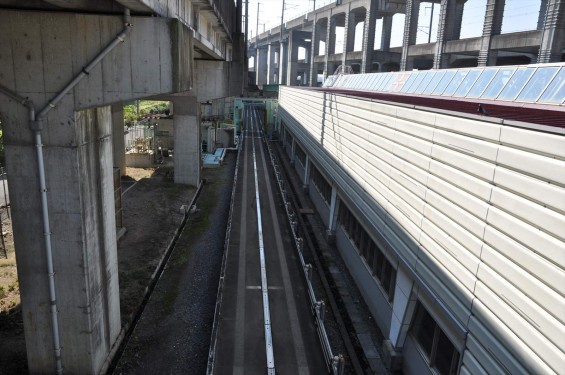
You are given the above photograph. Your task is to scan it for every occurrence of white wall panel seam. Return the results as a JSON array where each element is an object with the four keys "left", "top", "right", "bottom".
[
  {"left": 476, "top": 264, "right": 565, "bottom": 349},
  {"left": 474, "top": 282, "right": 564, "bottom": 373},
  {"left": 482, "top": 226, "right": 564, "bottom": 297},
  {"left": 469, "top": 303, "right": 556, "bottom": 375},
  {"left": 479, "top": 243, "right": 565, "bottom": 322}
]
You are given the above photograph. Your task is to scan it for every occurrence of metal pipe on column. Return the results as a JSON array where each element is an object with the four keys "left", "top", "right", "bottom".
[{"left": 0, "top": 8, "right": 132, "bottom": 374}]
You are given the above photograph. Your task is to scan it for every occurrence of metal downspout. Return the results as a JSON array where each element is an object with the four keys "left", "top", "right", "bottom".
[{"left": 0, "top": 8, "right": 132, "bottom": 374}]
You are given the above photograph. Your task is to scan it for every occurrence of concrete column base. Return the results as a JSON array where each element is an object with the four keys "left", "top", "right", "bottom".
[{"left": 382, "top": 339, "right": 403, "bottom": 371}]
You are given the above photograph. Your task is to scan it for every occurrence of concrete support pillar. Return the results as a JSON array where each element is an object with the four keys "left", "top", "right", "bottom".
[
  {"left": 537, "top": 0, "right": 565, "bottom": 63},
  {"left": 4, "top": 104, "right": 121, "bottom": 373},
  {"left": 302, "top": 154, "right": 310, "bottom": 188},
  {"left": 453, "top": 1, "right": 465, "bottom": 40},
  {"left": 433, "top": 0, "right": 459, "bottom": 69},
  {"left": 267, "top": 43, "right": 277, "bottom": 84},
  {"left": 383, "top": 267, "right": 418, "bottom": 370},
  {"left": 310, "top": 17, "right": 322, "bottom": 86},
  {"left": 381, "top": 14, "right": 393, "bottom": 51},
  {"left": 288, "top": 31, "right": 310, "bottom": 86},
  {"left": 343, "top": 6, "right": 356, "bottom": 67},
  {"left": 400, "top": 0, "right": 420, "bottom": 71},
  {"left": 290, "top": 137, "right": 296, "bottom": 164},
  {"left": 361, "top": 1, "right": 378, "bottom": 73},
  {"left": 279, "top": 41, "right": 288, "bottom": 85},
  {"left": 538, "top": 0, "right": 549, "bottom": 30},
  {"left": 478, "top": 0, "right": 505, "bottom": 67},
  {"left": 0, "top": 9, "right": 192, "bottom": 372},
  {"left": 388, "top": 267, "right": 417, "bottom": 348},
  {"left": 326, "top": 186, "right": 340, "bottom": 242},
  {"left": 172, "top": 96, "right": 200, "bottom": 186},
  {"left": 256, "top": 47, "right": 268, "bottom": 85},
  {"left": 287, "top": 33, "right": 300, "bottom": 86},
  {"left": 324, "top": 14, "right": 337, "bottom": 79},
  {"left": 111, "top": 104, "right": 126, "bottom": 177}
]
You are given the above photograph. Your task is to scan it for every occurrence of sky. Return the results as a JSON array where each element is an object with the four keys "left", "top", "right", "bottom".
[{"left": 245, "top": 0, "right": 543, "bottom": 51}]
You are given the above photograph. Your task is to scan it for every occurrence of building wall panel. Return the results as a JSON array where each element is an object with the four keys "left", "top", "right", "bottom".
[
  {"left": 482, "top": 226, "right": 564, "bottom": 296},
  {"left": 496, "top": 146, "right": 565, "bottom": 186},
  {"left": 279, "top": 87, "right": 565, "bottom": 375},
  {"left": 493, "top": 166, "right": 565, "bottom": 214},
  {"left": 479, "top": 244, "right": 565, "bottom": 324}
]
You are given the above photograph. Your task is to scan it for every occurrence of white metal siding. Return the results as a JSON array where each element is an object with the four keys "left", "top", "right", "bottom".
[{"left": 279, "top": 87, "right": 565, "bottom": 375}]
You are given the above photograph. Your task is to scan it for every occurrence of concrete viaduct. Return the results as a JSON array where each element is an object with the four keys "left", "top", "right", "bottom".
[
  {"left": 0, "top": 0, "right": 243, "bottom": 373},
  {"left": 250, "top": 0, "right": 565, "bottom": 86}
]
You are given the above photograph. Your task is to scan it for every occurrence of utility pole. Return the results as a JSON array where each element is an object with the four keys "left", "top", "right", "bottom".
[
  {"left": 280, "top": 0, "right": 285, "bottom": 85},
  {"left": 245, "top": 0, "right": 249, "bottom": 46},
  {"left": 313, "top": 0, "right": 316, "bottom": 12},
  {"left": 256, "top": 2, "right": 260, "bottom": 44},
  {"left": 280, "top": 0, "right": 285, "bottom": 35},
  {"left": 245, "top": 0, "right": 249, "bottom": 92}
]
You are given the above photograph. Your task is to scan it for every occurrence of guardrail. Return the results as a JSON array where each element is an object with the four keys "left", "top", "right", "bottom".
[{"left": 263, "top": 139, "right": 345, "bottom": 375}]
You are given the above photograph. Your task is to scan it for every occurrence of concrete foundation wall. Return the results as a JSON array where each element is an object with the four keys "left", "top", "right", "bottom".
[{"left": 126, "top": 152, "right": 154, "bottom": 168}]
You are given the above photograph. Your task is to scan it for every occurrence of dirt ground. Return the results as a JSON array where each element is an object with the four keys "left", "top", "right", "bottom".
[{"left": 0, "top": 164, "right": 196, "bottom": 374}]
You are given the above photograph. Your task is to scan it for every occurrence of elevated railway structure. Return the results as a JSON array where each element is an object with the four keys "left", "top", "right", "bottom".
[
  {"left": 278, "top": 63, "right": 565, "bottom": 374},
  {"left": 249, "top": 0, "right": 564, "bottom": 87}
]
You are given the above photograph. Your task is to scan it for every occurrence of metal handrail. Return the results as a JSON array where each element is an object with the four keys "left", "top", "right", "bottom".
[{"left": 264, "top": 139, "right": 345, "bottom": 375}]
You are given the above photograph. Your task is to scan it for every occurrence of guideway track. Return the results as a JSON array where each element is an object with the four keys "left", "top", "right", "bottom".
[{"left": 209, "top": 103, "right": 328, "bottom": 374}]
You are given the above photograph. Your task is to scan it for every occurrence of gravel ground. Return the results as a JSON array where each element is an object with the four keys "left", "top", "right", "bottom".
[{"left": 114, "top": 153, "right": 236, "bottom": 374}]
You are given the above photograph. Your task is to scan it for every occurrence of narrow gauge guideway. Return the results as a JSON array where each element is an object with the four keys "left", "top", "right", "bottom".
[{"left": 210, "top": 104, "right": 327, "bottom": 374}]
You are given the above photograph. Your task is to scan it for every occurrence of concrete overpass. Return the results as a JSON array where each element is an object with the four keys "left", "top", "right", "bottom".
[
  {"left": 0, "top": 0, "right": 244, "bottom": 373},
  {"left": 249, "top": 0, "right": 565, "bottom": 86}
]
